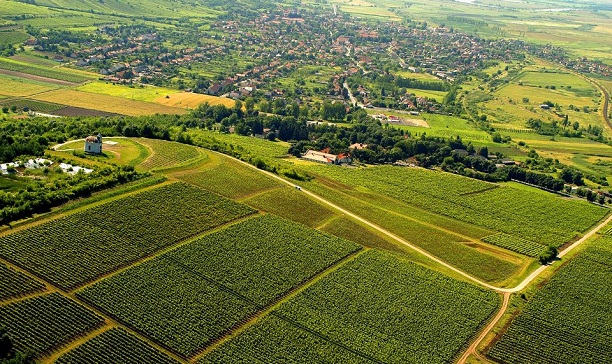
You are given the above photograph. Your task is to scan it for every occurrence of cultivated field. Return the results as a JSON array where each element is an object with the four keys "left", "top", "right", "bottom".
[
  {"left": 489, "top": 236, "right": 612, "bottom": 363},
  {"left": 0, "top": 183, "right": 255, "bottom": 289},
  {"left": 136, "top": 138, "right": 206, "bottom": 171},
  {"left": 79, "top": 214, "right": 360, "bottom": 357},
  {"left": 203, "top": 250, "right": 500, "bottom": 363},
  {"left": 0, "top": 262, "right": 45, "bottom": 300}
]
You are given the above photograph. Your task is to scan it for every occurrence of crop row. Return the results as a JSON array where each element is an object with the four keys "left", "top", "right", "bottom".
[
  {"left": 0, "top": 58, "right": 91, "bottom": 83},
  {"left": 178, "top": 156, "right": 280, "bottom": 199},
  {"left": 57, "top": 328, "right": 180, "bottom": 364},
  {"left": 481, "top": 233, "right": 545, "bottom": 257},
  {"left": 78, "top": 214, "right": 360, "bottom": 357},
  {"left": 489, "top": 236, "right": 612, "bottom": 363},
  {"left": 204, "top": 250, "right": 500, "bottom": 364},
  {"left": 0, "top": 262, "right": 45, "bottom": 301},
  {"left": 0, "top": 293, "right": 104, "bottom": 356},
  {"left": 137, "top": 139, "right": 203, "bottom": 171},
  {"left": 306, "top": 165, "right": 607, "bottom": 246},
  {"left": 0, "top": 183, "right": 255, "bottom": 289}
]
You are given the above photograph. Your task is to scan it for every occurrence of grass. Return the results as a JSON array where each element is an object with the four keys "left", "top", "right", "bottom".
[
  {"left": 30, "top": 89, "right": 187, "bottom": 116},
  {"left": 176, "top": 154, "right": 282, "bottom": 199},
  {"left": 136, "top": 138, "right": 206, "bottom": 171},
  {"left": 244, "top": 186, "right": 339, "bottom": 228},
  {"left": 0, "top": 57, "right": 94, "bottom": 83},
  {"left": 0, "top": 74, "right": 59, "bottom": 97},
  {"left": 57, "top": 138, "right": 149, "bottom": 167}
]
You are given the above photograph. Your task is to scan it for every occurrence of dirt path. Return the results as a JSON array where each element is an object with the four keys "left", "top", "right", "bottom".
[{"left": 457, "top": 292, "right": 509, "bottom": 364}]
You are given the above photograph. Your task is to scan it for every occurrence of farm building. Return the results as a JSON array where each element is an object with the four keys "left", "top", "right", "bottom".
[
  {"left": 302, "top": 150, "right": 352, "bottom": 165},
  {"left": 84, "top": 133, "right": 103, "bottom": 154}
]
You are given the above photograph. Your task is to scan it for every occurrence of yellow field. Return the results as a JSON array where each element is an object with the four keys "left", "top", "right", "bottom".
[
  {"left": 154, "top": 92, "right": 235, "bottom": 108},
  {"left": 0, "top": 74, "right": 58, "bottom": 97},
  {"left": 78, "top": 81, "right": 235, "bottom": 109},
  {"left": 31, "top": 89, "right": 186, "bottom": 116}
]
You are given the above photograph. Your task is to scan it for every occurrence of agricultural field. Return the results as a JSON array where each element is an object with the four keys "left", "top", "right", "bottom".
[
  {"left": 305, "top": 165, "right": 608, "bottom": 247},
  {"left": 0, "top": 182, "right": 255, "bottom": 289},
  {"left": 77, "top": 82, "right": 235, "bottom": 108},
  {"left": 187, "top": 129, "right": 291, "bottom": 159},
  {"left": 79, "top": 214, "right": 360, "bottom": 357},
  {"left": 176, "top": 154, "right": 282, "bottom": 199},
  {"left": 136, "top": 138, "right": 206, "bottom": 171},
  {"left": 481, "top": 233, "right": 545, "bottom": 258},
  {"left": 0, "top": 57, "right": 94, "bottom": 83},
  {"left": 203, "top": 250, "right": 499, "bottom": 363},
  {"left": 0, "top": 74, "right": 59, "bottom": 97},
  {"left": 30, "top": 89, "right": 186, "bottom": 116},
  {"left": 56, "top": 328, "right": 181, "bottom": 364},
  {"left": 0, "top": 293, "right": 104, "bottom": 356},
  {"left": 244, "top": 187, "right": 339, "bottom": 228},
  {"left": 489, "top": 236, "right": 612, "bottom": 363},
  {"left": 0, "top": 262, "right": 45, "bottom": 301}
]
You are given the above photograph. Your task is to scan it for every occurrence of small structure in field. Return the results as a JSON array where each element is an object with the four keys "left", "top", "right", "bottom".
[
  {"left": 84, "top": 133, "right": 102, "bottom": 154},
  {"left": 302, "top": 149, "right": 352, "bottom": 165}
]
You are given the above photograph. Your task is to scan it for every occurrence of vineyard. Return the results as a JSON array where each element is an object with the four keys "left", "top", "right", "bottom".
[
  {"left": 0, "top": 262, "right": 45, "bottom": 301},
  {"left": 0, "top": 293, "right": 104, "bottom": 356},
  {"left": 306, "top": 165, "right": 607, "bottom": 246},
  {"left": 200, "top": 315, "right": 370, "bottom": 364},
  {"left": 0, "top": 98, "right": 65, "bottom": 113},
  {"left": 0, "top": 57, "right": 92, "bottom": 83},
  {"left": 56, "top": 328, "right": 180, "bottom": 364},
  {"left": 489, "top": 236, "right": 612, "bottom": 363},
  {"left": 78, "top": 214, "right": 360, "bottom": 357},
  {"left": 482, "top": 233, "right": 545, "bottom": 257},
  {"left": 136, "top": 138, "right": 206, "bottom": 171},
  {"left": 244, "top": 187, "right": 338, "bottom": 228},
  {"left": 204, "top": 250, "right": 499, "bottom": 363},
  {"left": 0, "top": 183, "right": 255, "bottom": 289},
  {"left": 177, "top": 155, "right": 281, "bottom": 199}
]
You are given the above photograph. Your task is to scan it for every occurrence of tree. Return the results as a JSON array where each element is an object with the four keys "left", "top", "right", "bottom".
[
  {"left": 0, "top": 328, "right": 12, "bottom": 360},
  {"left": 539, "top": 245, "right": 558, "bottom": 264}
]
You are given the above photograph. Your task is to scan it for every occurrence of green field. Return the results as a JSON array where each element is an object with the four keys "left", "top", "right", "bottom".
[
  {"left": 204, "top": 250, "right": 500, "bottom": 363},
  {"left": 136, "top": 138, "right": 206, "bottom": 171},
  {"left": 57, "top": 328, "right": 180, "bottom": 364},
  {"left": 79, "top": 214, "right": 360, "bottom": 357},
  {"left": 0, "top": 183, "right": 254, "bottom": 289},
  {"left": 0, "top": 293, "right": 103, "bottom": 356},
  {"left": 177, "top": 154, "right": 282, "bottom": 199},
  {"left": 0, "top": 57, "right": 94, "bottom": 83},
  {"left": 0, "top": 262, "right": 45, "bottom": 301},
  {"left": 489, "top": 236, "right": 612, "bottom": 363}
]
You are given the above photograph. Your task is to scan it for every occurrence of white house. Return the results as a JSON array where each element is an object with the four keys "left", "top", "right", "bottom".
[{"left": 84, "top": 133, "right": 102, "bottom": 154}]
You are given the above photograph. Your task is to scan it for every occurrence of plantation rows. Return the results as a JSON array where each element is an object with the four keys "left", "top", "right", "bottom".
[
  {"left": 0, "top": 293, "right": 103, "bottom": 356},
  {"left": 489, "top": 237, "right": 612, "bottom": 363},
  {"left": 0, "top": 262, "right": 44, "bottom": 301},
  {"left": 0, "top": 58, "right": 91, "bottom": 83},
  {"left": 205, "top": 250, "right": 500, "bottom": 364},
  {"left": 179, "top": 157, "right": 280, "bottom": 199},
  {"left": 200, "top": 315, "right": 372, "bottom": 364},
  {"left": 308, "top": 165, "right": 607, "bottom": 246},
  {"left": 137, "top": 139, "right": 203, "bottom": 171},
  {"left": 481, "top": 233, "right": 545, "bottom": 257},
  {"left": 0, "top": 98, "right": 65, "bottom": 113},
  {"left": 57, "top": 328, "right": 180, "bottom": 364},
  {"left": 79, "top": 215, "right": 360, "bottom": 357},
  {"left": 0, "top": 183, "right": 254, "bottom": 289}
]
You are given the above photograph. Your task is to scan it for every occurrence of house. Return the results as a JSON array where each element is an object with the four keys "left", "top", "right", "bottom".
[
  {"left": 349, "top": 143, "right": 368, "bottom": 150},
  {"left": 84, "top": 133, "right": 102, "bottom": 154},
  {"left": 302, "top": 150, "right": 352, "bottom": 165}
]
